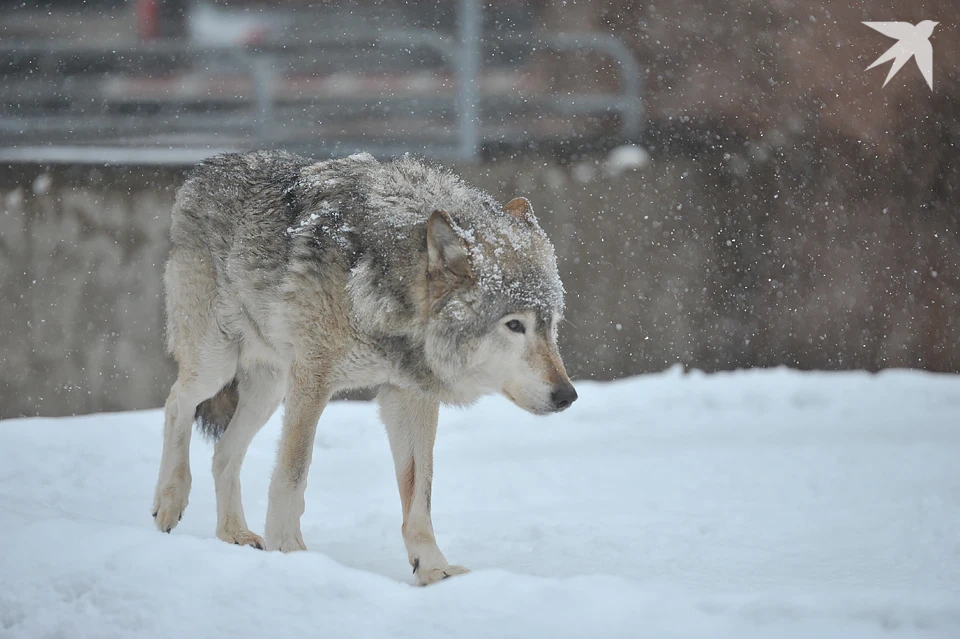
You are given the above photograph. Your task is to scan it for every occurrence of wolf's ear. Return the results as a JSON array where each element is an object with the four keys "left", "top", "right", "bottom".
[
  {"left": 427, "top": 209, "right": 471, "bottom": 280},
  {"left": 504, "top": 197, "right": 537, "bottom": 225}
]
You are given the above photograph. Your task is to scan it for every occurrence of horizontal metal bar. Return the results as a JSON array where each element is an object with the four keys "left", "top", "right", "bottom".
[
  {"left": 0, "top": 144, "right": 466, "bottom": 166},
  {"left": 0, "top": 146, "right": 245, "bottom": 165},
  {"left": 0, "top": 30, "right": 459, "bottom": 64}
]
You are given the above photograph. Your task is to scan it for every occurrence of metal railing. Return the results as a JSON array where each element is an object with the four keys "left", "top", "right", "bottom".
[{"left": 0, "top": 24, "right": 642, "bottom": 164}]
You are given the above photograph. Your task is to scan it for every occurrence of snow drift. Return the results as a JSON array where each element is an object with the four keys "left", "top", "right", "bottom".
[{"left": 2, "top": 368, "right": 959, "bottom": 638}]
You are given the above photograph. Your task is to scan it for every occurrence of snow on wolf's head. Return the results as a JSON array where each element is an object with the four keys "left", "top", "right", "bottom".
[{"left": 423, "top": 198, "right": 577, "bottom": 415}]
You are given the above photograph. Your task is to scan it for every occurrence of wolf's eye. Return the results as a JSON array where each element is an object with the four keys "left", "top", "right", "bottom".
[{"left": 505, "top": 319, "right": 525, "bottom": 334}]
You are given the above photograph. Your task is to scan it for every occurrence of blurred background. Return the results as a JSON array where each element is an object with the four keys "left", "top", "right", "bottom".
[{"left": 0, "top": 0, "right": 957, "bottom": 418}]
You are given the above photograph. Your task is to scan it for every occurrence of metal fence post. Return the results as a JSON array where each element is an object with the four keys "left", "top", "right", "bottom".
[
  {"left": 456, "top": 0, "right": 481, "bottom": 162},
  {"left": 251, "top": 54, "right": 275, "bottom": 146}
]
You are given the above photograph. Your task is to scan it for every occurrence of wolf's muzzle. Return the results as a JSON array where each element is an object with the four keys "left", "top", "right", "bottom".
[{"left": 550, "top": 384, "right": 578, "bottom": 411}]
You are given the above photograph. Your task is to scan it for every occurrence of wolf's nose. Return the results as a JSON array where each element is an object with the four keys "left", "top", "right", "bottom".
[{"left": 550, "top": 385, "right": 578, "bottom": 411}]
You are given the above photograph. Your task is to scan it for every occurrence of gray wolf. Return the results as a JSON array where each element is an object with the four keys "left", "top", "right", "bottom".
[{"left": 152, "top": 150, "right": 577, "bottom": 585}]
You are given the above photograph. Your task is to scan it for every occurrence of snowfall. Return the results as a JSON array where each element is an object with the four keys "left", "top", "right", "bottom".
[{"left": 1, "top": 368, "right": 959, "bottom": 638}]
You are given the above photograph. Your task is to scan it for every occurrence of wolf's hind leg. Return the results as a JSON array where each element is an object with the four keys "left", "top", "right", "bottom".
[
  {"left": 264, "top": 366, "right": 330, "bottom": 552},
  {"left": 153, "top": 347, "right": 238, "bottom": 533},
  {"left": 378, "top": 385, "right": 469, "bottom": 586},
  {"left": 212, "top": 365, "right": 285, "bottom": 549}
]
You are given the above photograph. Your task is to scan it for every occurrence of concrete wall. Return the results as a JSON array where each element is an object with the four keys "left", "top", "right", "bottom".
[
  {"left": 2, "top": 150, "right": 958, "bottom": 418},
  {"left": 1, "top": 167, "right": 184, "bottom": 417}
]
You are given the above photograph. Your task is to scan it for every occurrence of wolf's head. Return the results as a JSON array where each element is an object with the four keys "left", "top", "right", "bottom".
[{"left": 423, "top": 199, "right": 577, "bottom": 415}]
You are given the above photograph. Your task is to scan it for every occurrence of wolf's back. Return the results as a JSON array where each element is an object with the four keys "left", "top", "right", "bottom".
[{"left": 169, "top": 150, "right": 313, "bottom": 256}]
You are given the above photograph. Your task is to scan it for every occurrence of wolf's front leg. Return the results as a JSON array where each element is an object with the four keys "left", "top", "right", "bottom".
[
  {"left": 264, "top": 368, "right": 330, "bottom": 552},
  {"left": 379, "top": 385, "right": 469, "bottom": 586},
  {"left": 153, "top": 383, "right": 194, "bottom": 533}
]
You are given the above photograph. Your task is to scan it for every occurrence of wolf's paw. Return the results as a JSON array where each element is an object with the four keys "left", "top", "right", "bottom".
[
  {"left": 152, "top": 473, "right": 191, "bottom": 533},
  {"left": 218, "top": 527, "right": 265, "bottom": 550},
  {"left": 265, "top": 527, "right": 307, "bottom": 553},
  {"left": 414, "top": 562, "right": 470, "bottom": 586}
]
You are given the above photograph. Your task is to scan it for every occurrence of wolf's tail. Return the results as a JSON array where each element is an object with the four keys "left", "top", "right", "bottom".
[{"left": 194, "top": 378, "right": 239, "bottom": 441}]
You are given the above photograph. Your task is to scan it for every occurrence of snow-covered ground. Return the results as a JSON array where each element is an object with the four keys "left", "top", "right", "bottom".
[{"left": 2, "top": 368, "right": 959, "bottom": 638}]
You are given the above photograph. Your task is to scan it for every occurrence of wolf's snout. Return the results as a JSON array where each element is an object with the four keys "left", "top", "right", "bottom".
[{"left": 550, "top": 384, "right": 578, "bottom": 411}]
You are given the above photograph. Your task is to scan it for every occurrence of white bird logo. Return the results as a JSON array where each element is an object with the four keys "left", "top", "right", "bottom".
[{"left": 863, "top": 20, "right": 938, "bottom": 89}]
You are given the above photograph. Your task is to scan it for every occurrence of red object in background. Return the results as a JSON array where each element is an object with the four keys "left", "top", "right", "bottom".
[
  {"left": 136, "top": 0, "right": 188, "bottom": 40},
  {"left": 242, "top": 27, "right": 269, "bottom": 47},
  {"left": 136, "top": 0, "right": 160, "bottom": 40}
]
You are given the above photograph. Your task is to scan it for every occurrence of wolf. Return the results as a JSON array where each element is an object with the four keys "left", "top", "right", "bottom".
[{"left": 152, "top": 150, "right": 577, "bottom": 585}]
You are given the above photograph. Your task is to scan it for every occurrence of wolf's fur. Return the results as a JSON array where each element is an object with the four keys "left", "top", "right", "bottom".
[{"left": 152, "top": 150, "right": 576, "bottom": 584}]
